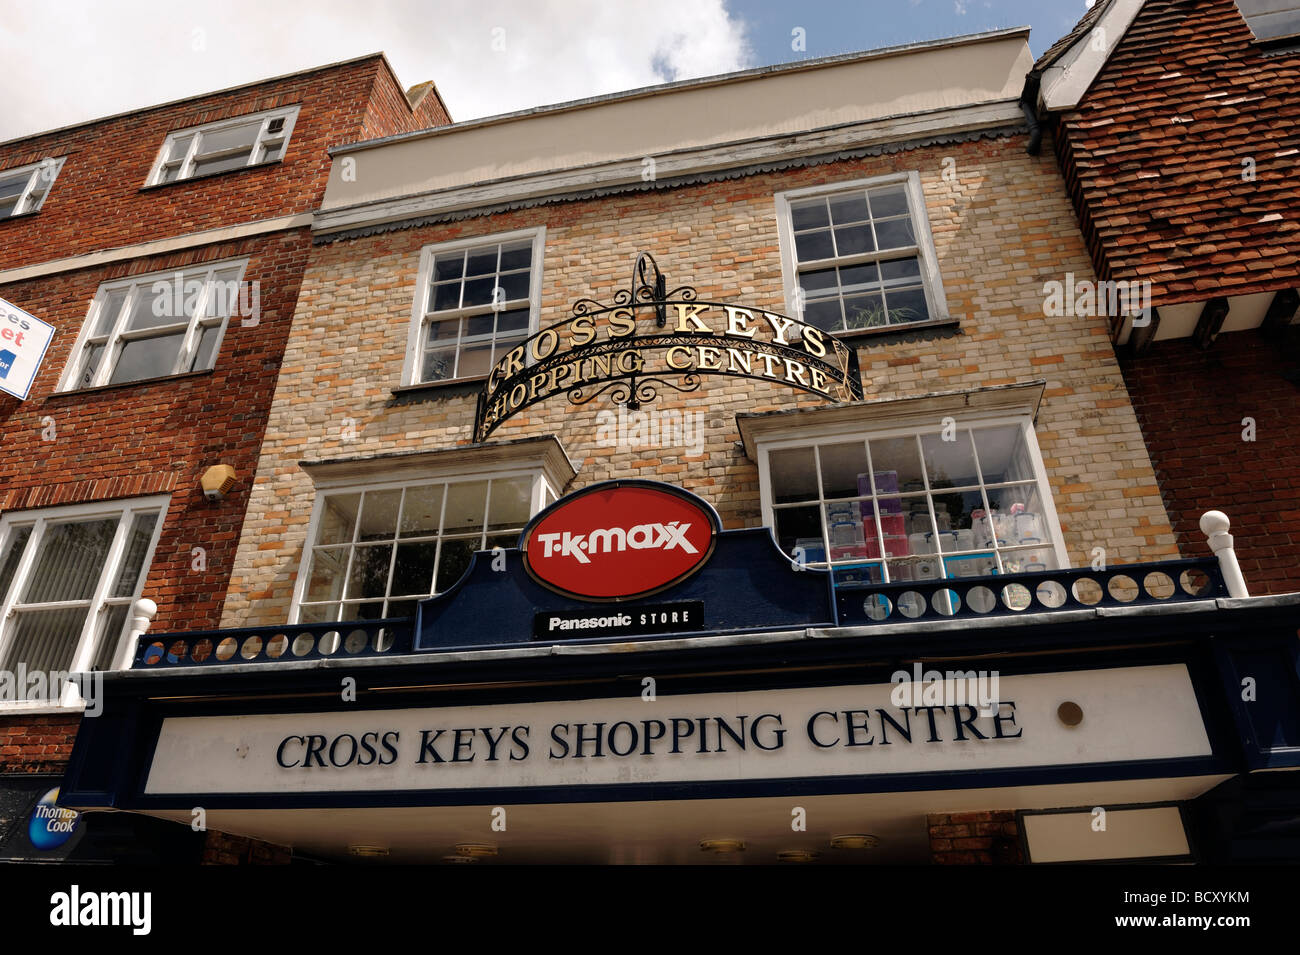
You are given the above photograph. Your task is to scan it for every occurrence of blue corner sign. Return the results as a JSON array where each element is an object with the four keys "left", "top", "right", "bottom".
[{"left": 0, "top": 296, "right": 55, "bottom": 400}]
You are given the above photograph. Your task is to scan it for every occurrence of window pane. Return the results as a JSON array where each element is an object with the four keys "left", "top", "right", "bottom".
[
  {"left": 92, "top": 288, "right": 129, "bottom": 336},
  {"left": 828, "top": 193, "right": 869, "bottom": 225},
  {"left": 985, "top": 485, "right": 1049, "bottom": 545},
  {"left": 125, "top": 285, "right": 184, "bottom": 331},
  {"left": 306, "top": 547, "right": 349, "bottom": 602},
  {"left": 430, "top": 282, "right": 461, "bottom": 312},
  {"left": 794, "top": 230, "right": 834, "bottom": 262},
  {"left": 465, "top": 246, "right": 498, "bottom": 277},
  {"left": 109, "top": 333, "right": 185, "bottom": 384},
  {"left": 499, "top": 242, "right": 532, "bottom": 271},
  {"left": 839, "top": 263, "right": 880, "bottom": 293},
  {"left": 197, "top": 121, "right": 261, "bottom": 155},
  {"left": 193, "top": 324, "right": 223, "bottom": 370},
  {"left": 422, "top": 347, "right": 457, "bottom": 382},
  {"left": 391, "top": 541, "right": 438, "bottom": 597},
  {"left": 433, "top": 253, "right": 464, "bottom": 283},
  {"left": 843, "top": 293, "right": 886, "bottom": 330},
  {"left": 435, "top": 538, "right": 477, "bottom": 592},
  {"left": 192, "top": 153, "right": 253, "bottom": 177},
  {"left": 0, "top": 526, "right": 33, "bottom": 603},
  {"left": 874, "top": 217, "right": 916, "bottom": 250},
  {"left": 834, "top": 225, "right": 875, "bottom": 256},
  {"left": 497, "top": 308, "right": 530, "bottom": 335},
  {"left": 868, "top": 185, "right": 909, "bottom": 218},
  {"left": 880, "top": 257, "right": 922, "bottom": 283},
  {"left": 0, "top": 608, "right": 87, "bottom": 681},
  {"left": 803, "top": 298, "right": 842, "bottom": 332},
  {"left": 790, "top": 199, "right": 829, "bottom": 231},
  {"left": 457, "top": 343, "right": 493, "bottom": 379},
  {"left": 867, "top": 437, "right": 925, "bottom": 492},
  {"left": 935, "top": 490, "right": 992, "bottom": 550},
  {"left": 399, "top": 484, "right": 444, "bottom": 537},
  {"left": 443, "top": 481, "right": 488, "bottom": 535},
  {"left": 921, "top": 430, "right": 980, "bottom": 489},
  {"left": 774, "top": 505, "right": 824, "bottom": 562},
  {"left": 20, "top": 518, "right": 117, "bottom": 603},
  {"left": 488, "top": 476, "right": 532, "bottom": 531},
  {"left": 110, "top": 512, "right": 158, "bottom": 597},
  {"left": 462, "top": 277, "right": 496, "bottom": 308},
  {"left": 78, "top": 344, "right": 106, "bottom": 388},
  {"left": 357, "top": 489, "right": 401, "bottom": 541},
  {"left": 498, "top": 270, "right": 530, "bottom": 301},
  {"left": 90, "top": 603, "right": 131, "bottom": 671},
  {"left": 818, "top": 442, "right": 868, "bottom": 500},
  {"left": 166, "top": 134, "right": 195, "bottom": 162},
  {"left": 973, "top": 426, "right": 1035, "bottom": 484},
  {"left": 769, "top": 446, "right": 818, "bottom": 503},
  {"left": 884, "top": 286, "right": 929, "bottom": 325},
  {"left": 346, "top": 543, "right": 392, "bottom": 599},
  {"left": 318, "top": 493, "right": 361, "bottom": 545},
  {"left": 297, "top": 603, "right": 340, "bottom": 624}
]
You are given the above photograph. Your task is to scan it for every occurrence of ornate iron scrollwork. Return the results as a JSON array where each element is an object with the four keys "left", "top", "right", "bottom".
[{"left": 473, "top": 253, "right": 865, "bottom": 442}]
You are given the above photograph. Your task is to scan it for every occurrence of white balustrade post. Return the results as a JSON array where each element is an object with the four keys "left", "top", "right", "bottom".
[
  {"left": 113, "top": 598, "right": 159, "bottom": 671},
  {"left": 1200, "top": 510, "right": 1249, "bottom": 599}
]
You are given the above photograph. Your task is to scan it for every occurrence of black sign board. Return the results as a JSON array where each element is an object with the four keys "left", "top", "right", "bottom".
[{"left": 533, "top": 601, "right": 705, "bottom": 640}]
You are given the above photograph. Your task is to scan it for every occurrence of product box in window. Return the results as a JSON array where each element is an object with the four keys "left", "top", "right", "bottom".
[
  {"left": 863, "top": 536, "right": 909, "bottom": 559},
  {"left": 857, "top": 471, "right": 901, "bottom": 506},
  {"left": 830, "top": 544, "right": 870, "bottom": 561},
  {"left": 863, "top": 514, "right": 907, "bottom": 540},
  {"left": 793, "top": 538, "right": 825, "bottom": 563}
]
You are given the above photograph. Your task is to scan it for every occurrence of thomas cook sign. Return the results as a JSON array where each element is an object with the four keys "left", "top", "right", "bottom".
[{"left": 473, "top": 253, "right": 864, "bottom": 442}]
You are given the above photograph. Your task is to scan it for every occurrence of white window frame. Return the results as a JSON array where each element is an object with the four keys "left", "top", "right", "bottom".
[
  {"left": 755, "top": 412, "right": 1068, "bottom": 583},
  {"left": 56, "top": 258, "right": 249, "bottom": 392},
  {"left": 0, "top": 156, "right": 66, "bottom": 218},
  {"left": 773, "top": 171, "right": 950, "bottom": 333},
  {"left": 401, "top": 227, "right": 547, "bottom": 387},
  {"left": 291, "top": 466, "right": 557, "bottom": 624},
  {"left": 0, "top": 495, "right": 169, "bottom": 714},
  {"left": 146, "top": 105, "right": 300, "bottom": 186}
]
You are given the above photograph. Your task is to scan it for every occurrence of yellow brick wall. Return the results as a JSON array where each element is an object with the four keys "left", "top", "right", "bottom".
[{"left": 220, "top": 132, "right": 1178, "bottom": 628}]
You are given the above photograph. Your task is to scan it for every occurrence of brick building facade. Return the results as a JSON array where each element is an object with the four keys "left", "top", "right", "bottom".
[
  {"left": 10, "top": 21, "right": 1300, "bottom": 867},
  {"left": 0, "top": 54, "right": 448, "bottom": 861},
  {"left": 1026, "top": 0, "right": 1300, "bottom": 593}
]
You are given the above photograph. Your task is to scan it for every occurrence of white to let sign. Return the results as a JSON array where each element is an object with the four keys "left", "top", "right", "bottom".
[{"left": 0, "top": 296, "right": 55, "bottom": 400}]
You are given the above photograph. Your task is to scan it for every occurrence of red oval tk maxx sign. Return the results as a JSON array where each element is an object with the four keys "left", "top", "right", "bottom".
[{"left": 522, "top": 482, "right": 718, "bottom": 600}]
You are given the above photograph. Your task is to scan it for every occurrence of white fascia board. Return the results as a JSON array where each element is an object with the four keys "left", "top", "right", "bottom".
[
  {"left": 1039, "top": 0, "right": 1146, "bottom": 112},
  {"left": 313, "top": 100, "right": 1025, "bottom": 238}
]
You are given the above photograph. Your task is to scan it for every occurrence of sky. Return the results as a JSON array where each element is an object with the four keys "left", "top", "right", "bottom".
[{"left": 0, "top": 0, "right": 1095, "bottom": 143}]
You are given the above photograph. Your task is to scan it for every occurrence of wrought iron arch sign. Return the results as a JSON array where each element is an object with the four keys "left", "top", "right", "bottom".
[{"left": 473, "top": 253, "right": 865, "bottom": 442}]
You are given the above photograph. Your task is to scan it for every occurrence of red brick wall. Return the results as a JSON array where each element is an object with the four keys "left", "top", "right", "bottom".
[
  {"left": 359, "top": 70, "right": 451, "bottom": 141},
  {"left": 0, "top": 715, "right": 80, "bottom": 773},
  {"left": 928, "top": 810, "right": 1023, "bottom": 864},
  {"left": 0, "top": 57, "right": 406, "bottom": 270},
  {"left": 0, "top": 228, "right": 312, "bottom": 632},
  {"left": 1120, "top": 328, "right": 1300, "bottom": 595}
]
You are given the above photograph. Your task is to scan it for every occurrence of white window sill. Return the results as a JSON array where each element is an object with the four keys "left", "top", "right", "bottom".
[{"left": 0, "top": 699, "right": 87, "bottom": 716}]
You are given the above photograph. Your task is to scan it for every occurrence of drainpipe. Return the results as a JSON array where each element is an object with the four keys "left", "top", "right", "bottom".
[
  {"left": 1020, "top": 72, "right": 1043, "bottom": 156},
  {"left": 113, "top": 597, "right": 158, "bottom": 671},
  {"left": 1200, "top": 511, "right": 1249, "bottom": 599}
]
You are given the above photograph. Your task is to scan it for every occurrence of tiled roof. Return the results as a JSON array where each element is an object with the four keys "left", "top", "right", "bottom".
[{"left": 1051, "top": 0, "right": 1300, "bottom": 303}]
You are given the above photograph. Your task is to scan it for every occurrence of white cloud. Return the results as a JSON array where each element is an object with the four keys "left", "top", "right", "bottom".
[{"left": 0, "top": 0, "right": 753, "bottom": 142}]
